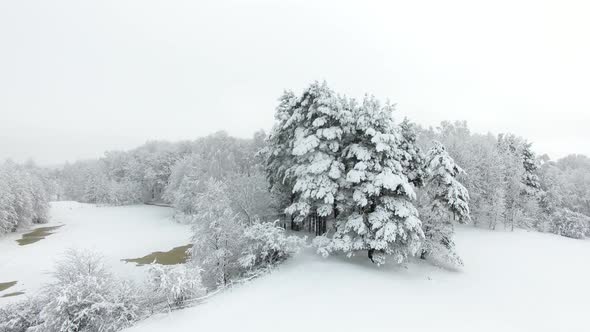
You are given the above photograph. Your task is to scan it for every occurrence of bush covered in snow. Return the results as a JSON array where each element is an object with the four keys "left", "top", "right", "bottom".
[
  {"left": 0, "top": 297, "right": 44, "bottom": 332},
  {"left": 147, "top": 264, "right": 206, "bottom": 308},
  {"left": 190, "top": 179, "right": 304, "bottom": 288},
  {"left": 240, "top": 221, "right": 306, "bottom": 269},
  {"left": 28, "top": 249, "right": 142, "bottom": 332},
  {"left": 550, "top": 208, "right": 589, "bottom": 239}
]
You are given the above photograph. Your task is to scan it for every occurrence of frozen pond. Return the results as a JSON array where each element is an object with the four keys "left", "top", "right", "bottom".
[
  {"left": 16, "top": 225, "right": 63, "bottom": 246},
  {"left": 0, "top": 202, "right": 191, "bottom": 305},
  {"left": 122, "top": 244, "right": 193, "bottom": 266}
]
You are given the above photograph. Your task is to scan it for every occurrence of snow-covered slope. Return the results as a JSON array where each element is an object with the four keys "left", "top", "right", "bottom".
[
  {"left": 0, "top": 202, "right": 191, "bottom": 305},
  {"left": 125, "top": 226, "right": 590, "bottom": 332}
]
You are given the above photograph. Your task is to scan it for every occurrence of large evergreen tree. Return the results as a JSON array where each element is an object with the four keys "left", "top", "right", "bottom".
[
  {"left": 266, "top": 83, "right": 425, "bottom": 264},
  {"left": 328, "top": 97, "right": 424, "bottom": 265},
  {"left": 266, "top": 82, "right": 352, "bottom": 220}
]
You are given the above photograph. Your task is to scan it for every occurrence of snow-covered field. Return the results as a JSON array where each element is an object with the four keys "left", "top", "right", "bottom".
[
  {"left": 125, "top": 226, "right": 590, "bottom": 332},
  {"left": 2, "top": 203, "right": 589, "bottom": 331},
  {"left": 0, "top": 201, "right": 190, "bottom": 305}
]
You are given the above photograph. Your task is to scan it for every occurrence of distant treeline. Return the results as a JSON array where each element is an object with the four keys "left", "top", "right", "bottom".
[
  {"left": 4, "top": 85, "right": 586, "bottom": 246},
  {"left": 416, "top": 121, "right": 590, "bottom": 238},
  {"left": 49, "top": 118, "right": 590, "bottom": 243}
]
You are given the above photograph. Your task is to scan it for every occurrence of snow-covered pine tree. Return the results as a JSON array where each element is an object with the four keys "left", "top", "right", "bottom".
[
  {"left": 263, "top": 90, "right": 299, "bottom": 215},
  {"left": 420, "top": 140, "right": 470, "bottom": 266},
  {"left": 267, "top": 82, "right": 352, "bottom": 222},
  {"left": 399, "top": 118, "right": 427, "bottom": 188},
  {"left": 326, "top": 96, "right": 423, "bottom": 265},
  {"left": 521, "top": 142, "right": 541, "bottom": 194},
  {"left": 497, "top": 134, "right": 541, "bottom": 230}
]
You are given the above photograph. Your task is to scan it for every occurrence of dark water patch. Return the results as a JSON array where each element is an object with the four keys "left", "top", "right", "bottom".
[
  {"left": 1, "top": 291, "right": 24, "bottom": 298},
  {"left": 17, "top": 225, "right": 64, "bottom": 246},
  {"left": 122, "top": 244, "right": 193, "bottom": 266},
  {"left": 0, "top": 281, "right": 17, "bottom": 292}
]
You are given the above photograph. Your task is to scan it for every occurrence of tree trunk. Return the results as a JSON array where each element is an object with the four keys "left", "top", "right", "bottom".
[{"left": 368, "top": 249, "right": 375, "bottom": 263}]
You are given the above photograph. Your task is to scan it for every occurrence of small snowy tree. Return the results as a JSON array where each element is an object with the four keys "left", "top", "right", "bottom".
[
  {"left": 498, "top": 134, "right": 542, "bottom": 230},
  {"left": 239, "top": 221, "right": 306, "bottom": 269},
  {"left": 420, "top": 141, "right": 470, "bottom": 266},
  {"left": 521, "top": 141, "right": 541, "bottom": 195},
  {"left": 29, "top": 175, "right": 49, "bottom": 223},
  {"left": 147, "top": 264, "right": 206, "bottom": 308},
  {"left": 34, "top": 249, "right": 141, "bottom": 332},
  {"left": 227, "top": 173, "right": 275, "bottom": 225},
  {"left": 190, "top": 179, "right": 246, "bottom": 287}
]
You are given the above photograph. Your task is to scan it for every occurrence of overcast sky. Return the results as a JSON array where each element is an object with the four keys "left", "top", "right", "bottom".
[{"left": 1, "top": 0, "right": 589, "bottom": 165}]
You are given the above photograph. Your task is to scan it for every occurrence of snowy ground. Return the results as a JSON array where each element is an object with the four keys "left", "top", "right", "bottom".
[
  {"left": 125, "top": 226, "right": 590, "bottom": 332},
  {"left": 2, "top": 203, "right": 588, "bottom": 331},
  {"left": 0, "top": 201, "right": 191, "bottom": 305}
]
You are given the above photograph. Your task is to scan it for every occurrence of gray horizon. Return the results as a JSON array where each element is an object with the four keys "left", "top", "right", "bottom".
[{"left": 1, "top": 0, "right": 589, "bottom": 165}]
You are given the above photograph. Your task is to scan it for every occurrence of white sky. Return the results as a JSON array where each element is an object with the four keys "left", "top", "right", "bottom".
[{"left": 1, "top": 0, "right": 589, "bottom": 165}]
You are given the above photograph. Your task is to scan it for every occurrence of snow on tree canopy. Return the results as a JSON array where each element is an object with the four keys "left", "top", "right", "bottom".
[
  {"left": 424, "top": 141, "right": 470, "bottom": 222},
  {"left": 398, "top": 119, "right": 427, "bottom": 188},
  {"left": 267, "top": 81, "right": 352, "bottom": 220},
  {"left": 266, "top": 83, "right": 425, "bottom": 264},
  {"left": 324, "top": 95, "right": 424, "bottom": 265}
]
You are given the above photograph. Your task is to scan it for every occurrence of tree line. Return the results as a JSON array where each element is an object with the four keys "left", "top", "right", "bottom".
[
  {"left": 3, "top": 81, "right": 589, "bottom": 260},
  {"left": 3, "top": 81, "right": 590, "bottom": 332},
  {"left": 0, "top": 161, "right": 55, "bottom": 235},
  {"left": 263, "top": 82, "right": 589, "bottom": 265}
]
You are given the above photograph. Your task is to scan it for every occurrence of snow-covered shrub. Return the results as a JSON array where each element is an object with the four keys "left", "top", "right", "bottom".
[
  {"left": 550, "top": 208, "right": 589, "bottom": 239},
  {"left": 109, "top": 180, "right": 143, "bottom": 205},
  {"left": 311, "top": 235, "right": 332, "bottom": 258},
  {"left": 147, "top": 264, "right": 206, "bottom": 308},
  {"left": 0, "top": 297, "right": 45, "bottom": 332},
  {"left": 191, "top": 179, "right": 304, "bottom": 287},
  {"left": 33, "top": 249, "right": 142, "bottom": 332},
  {"left": 239, "top": 221, "right": 306, "bottom": 269}
]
